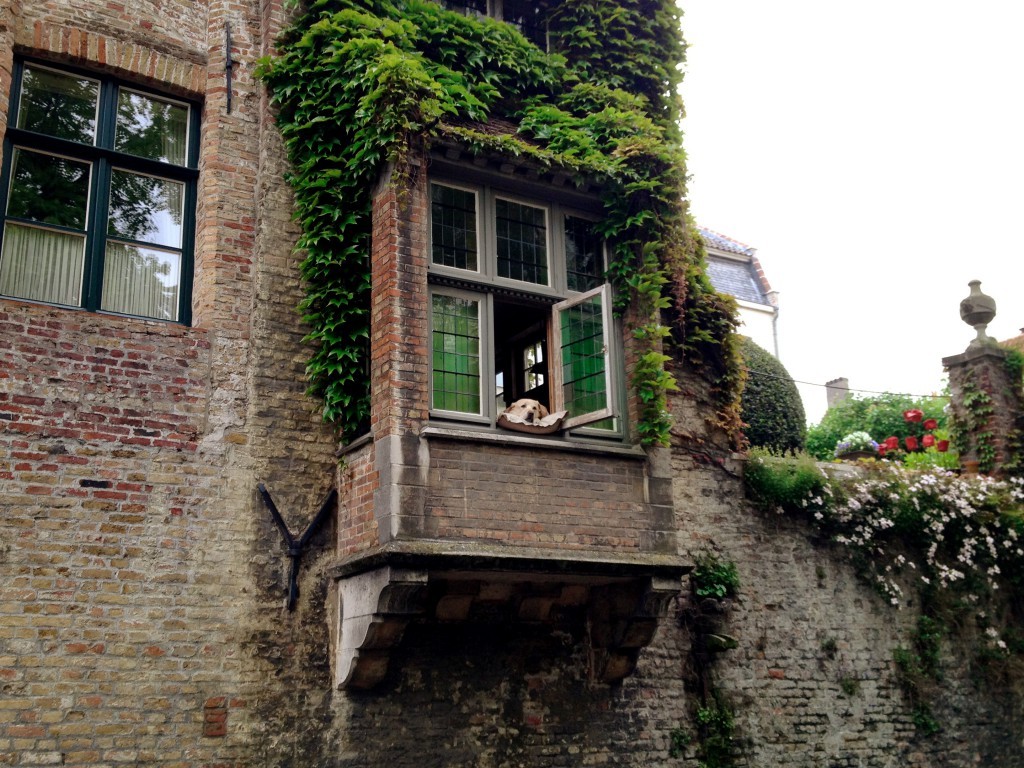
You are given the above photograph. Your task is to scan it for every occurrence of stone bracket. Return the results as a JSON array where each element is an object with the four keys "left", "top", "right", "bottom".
[
  {"left": 588, "top": 575, "right": 680, "bottom": 684},
  {"left": 335, "top": 566, "right": 429, "bottom": 690}
]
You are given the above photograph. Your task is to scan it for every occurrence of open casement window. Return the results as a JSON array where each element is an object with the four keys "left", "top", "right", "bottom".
[
  {"left": 428, "top": 178, "right": 620, "bottom": 435},
  {"left": 551, "top": 284, "right": 614, "bottom": 429},
  {"left": 0, "top": 60, "right": 198, "bottom": 323}
]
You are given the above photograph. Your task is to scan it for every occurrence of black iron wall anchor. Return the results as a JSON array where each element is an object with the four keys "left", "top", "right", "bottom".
[
  {"left": 257, "top": 483, "right": 337, "bottom": 611},
  {"left": 225, "top": 22, "right": 234, "bottom": 114}
]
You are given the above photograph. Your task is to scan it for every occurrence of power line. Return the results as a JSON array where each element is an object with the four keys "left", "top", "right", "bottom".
[{"left": 743, "top": 367, "right": 951, "bottom": 401}]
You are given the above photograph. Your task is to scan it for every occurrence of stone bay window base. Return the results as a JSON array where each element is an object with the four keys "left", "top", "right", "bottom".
[
  {"left": 331, "top": 544, "right": 685, "bottom": 690},
  {"left": 331, "top": 152, "right": 688, "bottom": 688}
]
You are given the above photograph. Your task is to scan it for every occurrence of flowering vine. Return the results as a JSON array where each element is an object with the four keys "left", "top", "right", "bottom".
[{"left": 744, "top": 452, "right": 1024, "bottom": 657}]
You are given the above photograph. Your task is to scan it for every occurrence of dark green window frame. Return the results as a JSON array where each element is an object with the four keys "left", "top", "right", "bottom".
[{"left": 0, "top": 59, "right": 200, "bottom": 324}]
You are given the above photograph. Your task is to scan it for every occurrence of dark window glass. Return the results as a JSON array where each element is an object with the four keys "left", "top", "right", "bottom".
[
  {"left": 502, "top": 0, "right": 548, "bottom": 49},
  {"left": 115, "top": 90, "right": 189, "bottom": 166},
  {"left": 496, "top": 198, "right": 547, "bottom": 285},
  {"left": 17, "top": 65, "right": 98, "bottom": 144},
  {"left": 565, "top": 216, "right": 603, "bottom": 292},
  {"left": 431, "top": 184, "right": 478, "bottom": 271}
]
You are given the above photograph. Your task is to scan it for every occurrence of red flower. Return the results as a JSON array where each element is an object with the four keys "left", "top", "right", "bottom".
[
  {"left": 922, "top": 434, "right": 935, "bottom": 448},
  {"left": 937, "top": 440, "right": 950, "bottom": 453},
  {"left": 885, "top": 436, "right": 899, "bottom": 450},
  {"left": 923, "top": 418, "right": 938, "bottom": 430},
  {"left": 903, "top": 409, "right": 924, "bottom": 423},
  {"left": 878, "top": 445, "right": 888, "bottom": 457},
  {"left": 905, "top": 436, "right": 919, "bottom": 451}
]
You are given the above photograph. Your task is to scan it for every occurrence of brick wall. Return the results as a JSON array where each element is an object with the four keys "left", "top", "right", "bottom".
[
  {"left": 0, "top": 0, "right": 340, "bottom": 764},
  {"left": 423, "top": 438, "right": 652, "bottom": 551},
  {"left": 337, "top": 441, "right": 379, "bottom": 556},
  {"left": 369, "top": 161, "right": 430, "bottom": 442}
]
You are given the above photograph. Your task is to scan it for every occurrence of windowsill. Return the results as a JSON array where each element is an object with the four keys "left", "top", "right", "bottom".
[{"left": 420, "top": 423, "right": 647, "bottom": 458}]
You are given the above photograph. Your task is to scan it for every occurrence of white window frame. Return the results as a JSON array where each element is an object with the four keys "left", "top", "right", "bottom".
[
  {"left": 551, "top": 283, "right": 615, "bottom": 430},
  {"left": 428, "top": 180, "right": 621, "bottom": 435}
]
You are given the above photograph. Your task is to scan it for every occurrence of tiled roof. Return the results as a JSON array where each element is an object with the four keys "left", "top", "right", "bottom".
[
  {"left": 705, "top": 256, "right": 770, "bottom": 305},
  {"left": 1002, "top": 332, "right": 1024, "bottom": 353},
  {"left": 698, "top": 227, "right": 756, "bottom": 257}
]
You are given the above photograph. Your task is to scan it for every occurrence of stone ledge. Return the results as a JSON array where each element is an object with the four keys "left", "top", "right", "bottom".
[
  {"left": 421, "top": 424, "right": 648, "bottom": 459},
  {"left": 330, "top": 538, "right": 690, "bottom": 581}
]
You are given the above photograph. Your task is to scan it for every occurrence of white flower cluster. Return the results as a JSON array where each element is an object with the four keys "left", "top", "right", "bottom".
[{"left": 796, "top": 463, "right": 1024, "bottom": 649}]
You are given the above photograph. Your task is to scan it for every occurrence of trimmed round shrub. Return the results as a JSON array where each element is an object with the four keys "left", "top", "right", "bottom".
[{"left": 739, "top": 336, "right": 806, "bottom": 453}]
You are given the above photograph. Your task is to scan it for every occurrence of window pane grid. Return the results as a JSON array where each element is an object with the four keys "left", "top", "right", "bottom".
[
  {"left": 432, "top": 294, "right": 481, "bottom": 414},
  {"left": 1, "top": 62, "right": 195, "bottom": 323},
  {"left": 559, "top": 296, "right": 608, "bottom": 417},
  {"left": 431, "top": 184, "right": 478, "bottom": 271},
  {"left": 496, "top": 198, "right": 547, "bottom": 285},
  {"left": 565, "top": 216, "right": 603, "bottom": 292}
]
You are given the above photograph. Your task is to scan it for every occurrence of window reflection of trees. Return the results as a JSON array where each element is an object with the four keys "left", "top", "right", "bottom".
[
  {"left": 8, "top": 150, "right": 90, "bottom": 230},
  {"left": 18, "top": 67, "right": 98, "bottom": 144},
  {"left": 3, "top": 64, "right": 193, "bottom": 321}
]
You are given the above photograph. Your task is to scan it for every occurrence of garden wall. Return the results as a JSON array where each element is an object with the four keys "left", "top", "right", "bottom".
[{"left": 670, "top": 371, "right": 1024, "bottom": 767}]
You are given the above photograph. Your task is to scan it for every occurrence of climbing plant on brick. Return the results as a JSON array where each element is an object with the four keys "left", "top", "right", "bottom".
[{"left": 258, "top": 0, "right": 742, "bottom": 443}]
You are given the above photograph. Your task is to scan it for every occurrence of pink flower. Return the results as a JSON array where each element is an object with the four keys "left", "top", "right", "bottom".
[
  {"left": 885, "top": 436, "right": 900, "bottom": 450},
  {"left": 903, "top": 409, "right": 924, "bottom": 423},
  {"left": 937, "top": 440, "right": 950, "bottom": 453},
  {"left": 923, "top": 418, "right": 938, "bottom": 430},
  {"left": 922, "top": 434, "right": 935, "bottom": 448},
  {"left": 905, "top": 436, "right": 919, "bottom": 451}
]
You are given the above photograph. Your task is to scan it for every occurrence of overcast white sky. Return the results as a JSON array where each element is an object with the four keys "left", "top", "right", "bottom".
[{"left": 679, "top": 1, "right": 1024, "bottom": 425}]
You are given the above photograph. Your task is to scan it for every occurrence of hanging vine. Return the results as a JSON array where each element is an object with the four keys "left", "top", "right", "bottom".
[{"left": 257, "top": 0, "right": 742, "bottom": 444}]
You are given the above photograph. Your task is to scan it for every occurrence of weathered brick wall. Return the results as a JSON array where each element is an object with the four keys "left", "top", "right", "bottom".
[
  {"left": 337, "top": 441, "right": 379, "bottom": 556},
  {"left": 669, "top": 375, "right": 1024, "bottom": 767},
  {"left": 0, "top": 0, "right": 340, "bottom": 764},
  {"left": 424, "top": 438, "right": 653, "bottom": 551},
  {"left": 369, "top": 161, "right": 430, "bottom": 441}
]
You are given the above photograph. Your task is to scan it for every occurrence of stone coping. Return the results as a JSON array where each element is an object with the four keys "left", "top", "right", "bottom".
[{"left": 330, "top": 538, "right": 690, "bottom": 581}]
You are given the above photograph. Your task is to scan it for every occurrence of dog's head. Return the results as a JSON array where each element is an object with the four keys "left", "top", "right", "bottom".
[{"left": 503, "top": 398, "right": 550, "bottom": 424}]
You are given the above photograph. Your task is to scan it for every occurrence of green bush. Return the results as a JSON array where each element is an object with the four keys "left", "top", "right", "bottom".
[
  {"left": 743, "top": 448, "right": 831, "bottom": 517},
  {"left": 738, "top": 337, "right": 806, "bottom": 453}
]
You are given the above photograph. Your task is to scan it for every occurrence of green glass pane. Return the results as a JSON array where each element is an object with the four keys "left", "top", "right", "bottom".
[
  {"left": 17, "top": 66, "right": 98, "bottom": 143},
  {"left": 115, "top": 90, "right": 189, "bottom": 166},
  {"left": 108, "top": 170, "right": 183, "bottom": 247},
  {"left": 7, "top": 149, "right": 90, "bottom": 230},
  {"left": 559, "top": 294, "right": 608, "bottom": 417},
  {"left": 431, "top": 294, "right": 481, "bottom": 414}
]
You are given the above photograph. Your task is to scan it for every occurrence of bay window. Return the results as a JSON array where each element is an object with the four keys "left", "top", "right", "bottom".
[
  {"left": 0, "top": 61, "right": 199, "bottom": 323},
  {"left": 428, "top": 180, "right": 619, "bottom": 434}
]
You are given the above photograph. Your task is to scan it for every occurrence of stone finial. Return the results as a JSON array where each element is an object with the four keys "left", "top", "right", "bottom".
[{"left": 959, "top": 280, "right": 997, "bottom": 348}]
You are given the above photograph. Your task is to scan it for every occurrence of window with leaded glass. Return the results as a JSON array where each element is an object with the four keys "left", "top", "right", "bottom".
[
  {"left": 0, "top": 61, "right": 198, "bottom": 323},
  {"left": 431, "top": 183, "right": 478, "bottom": 271},
  {"left": 496, "top": 197, "right": 548, "bottom": 286},
  {"left": 427, "top": 177, "right": 618, "bottom": 435}
]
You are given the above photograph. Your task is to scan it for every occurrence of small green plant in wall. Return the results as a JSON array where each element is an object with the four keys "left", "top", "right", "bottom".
[{"left": 691, "top": 552, "right": 740, "bottom": 600}]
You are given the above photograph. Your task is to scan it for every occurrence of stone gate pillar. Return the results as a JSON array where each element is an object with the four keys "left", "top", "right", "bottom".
[{"left": 943, "top": 281, "right": 1024, "bottom": 474}]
